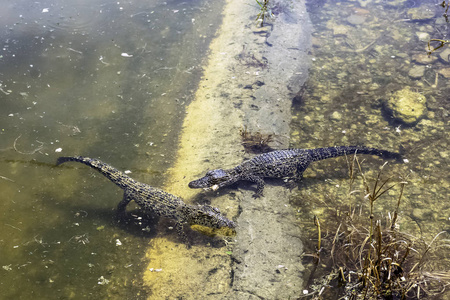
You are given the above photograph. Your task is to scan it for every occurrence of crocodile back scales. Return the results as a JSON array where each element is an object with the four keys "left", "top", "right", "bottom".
[
  {"left": 307, "top": 146, "right": 401, "bottom": 162},
  {"left": 56, "top": 156, "right": 235, "bottom": 232}
]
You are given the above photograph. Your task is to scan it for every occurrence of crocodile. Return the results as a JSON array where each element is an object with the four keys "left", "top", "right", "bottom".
[
  {"left": 56, "top": 156, "right": 236, "bottom": 247},
  {"left": 188, "top": 146, "right": 402, "bottom": 197}
]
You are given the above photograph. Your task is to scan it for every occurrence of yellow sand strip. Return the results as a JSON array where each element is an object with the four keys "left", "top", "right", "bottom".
[{"left": 142, "top": 0, "right": 255, "bottom": 298}]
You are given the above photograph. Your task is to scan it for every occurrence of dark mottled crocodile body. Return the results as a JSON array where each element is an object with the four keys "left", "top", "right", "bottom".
[
  {"left": 57, "top": 156, "right": 235, "bottom": 247},
  {"left": 189, "top": 146, "right": 402, "bottom": 197}
]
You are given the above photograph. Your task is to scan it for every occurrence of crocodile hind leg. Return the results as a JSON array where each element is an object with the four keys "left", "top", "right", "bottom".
[
  {"left": 286, "top": 167, "right": 307, "bottom": 191},
  {"left": 117, "top": 190, "right": 133, "bottom": 220},
  {"left": 175, "top": 221, "right": 191, "bottom": 249}
]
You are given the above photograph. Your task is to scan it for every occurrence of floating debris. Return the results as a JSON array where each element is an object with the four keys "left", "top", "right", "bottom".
[
  {"left": 2, "top": 265, "right": 12, "bottom": 271},
  {"left": 97, "top": 276, "right": 109, "bottom": 285},
  {"left": 149, "top": 268, "right": 163, "bottom": 272}
]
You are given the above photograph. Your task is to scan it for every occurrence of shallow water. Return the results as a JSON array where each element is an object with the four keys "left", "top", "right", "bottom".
[
  {"left": 0, "top": 0, "right": 223, "bottom": 298},
  {"left": 294, "top": 0, "right": 449, "bottom": 234},
  {"left": 294, "top": 0, "right": 449, "bottom": 298}
]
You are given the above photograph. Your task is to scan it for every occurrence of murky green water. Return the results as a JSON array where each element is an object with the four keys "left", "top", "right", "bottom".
[{"left": 0, "top": 0, "right": 223, "bottom": 298}]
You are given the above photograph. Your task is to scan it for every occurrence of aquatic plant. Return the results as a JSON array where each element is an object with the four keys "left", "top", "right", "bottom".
[
  {"left": 427, "top": 38, "right": 450, "bottom": 56},
  {"left": 441, "top": 0, "right": 450, "bottom": 23},
  {"left": 239, "top": 126, "right": 275, "bottom": 154},
  {"left": 301, "top": 156, "right": 450, "bottom": 299},
  {"left": 427, "top": 1, "right": 450, "bottom": 55},
  {"left": 255, "top": 0, "right": 274, "bottom": 27}
]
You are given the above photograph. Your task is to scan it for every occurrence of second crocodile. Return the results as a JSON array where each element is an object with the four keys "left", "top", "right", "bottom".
[
  {"left": 188, "top": 146, "right": 402, "bottom": 197},
  {"left": 57, "top": 156, "right": 236, "bottom": 247}
]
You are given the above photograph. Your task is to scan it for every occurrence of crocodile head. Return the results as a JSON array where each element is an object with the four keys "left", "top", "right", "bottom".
[
  {"left": 188, "top": 205, "right": 236, "bottom": 236},
  {"left": 188, "top": 169, "right": 235, "bottom": 191}
]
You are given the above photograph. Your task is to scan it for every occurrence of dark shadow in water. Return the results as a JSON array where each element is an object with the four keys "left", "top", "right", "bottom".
[{"left": 40, "top": 187, "right": 228, "bottom": 249}]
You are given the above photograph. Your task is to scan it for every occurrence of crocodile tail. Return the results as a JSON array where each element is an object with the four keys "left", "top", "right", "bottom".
[
  {"left": 307, "top": 146, "right": 402, "bottom": 162},
  {"left": 56, "top": 156, "right": 135, "bottom": 189}
]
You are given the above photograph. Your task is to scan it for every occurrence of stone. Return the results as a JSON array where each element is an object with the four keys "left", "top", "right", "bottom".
[
  {"left": 408, "top": 65, "right": 425, "bottom": 79},
  {"left": 407, "top": 6, "right": 435, "bottom": 21},
  {"left": 438, "top": 48, "right": 450, "bottom": 63},
  {"left": 330, "top": 111, "right": 342, "bottom": 121},
  {"left": 357, "top": 0, "right": 373, "bottom": 8},
  {"left": 311, "top": 37, "right": 322, "bottom": 48},
  {"left": 438, "top": 68, "right": 450, "bottom": 78},
  {"left": 352, "top": 7, "right": 370, "bottom": 15},
  {"left": 347, "top": 14, "right": 366, "bottom": 25},
  {"left": 412, "top": 53, "right": 438, "bottom": 64},
  {"left": 415, "top": 32, "right": 430, "bottom": 42},
  {"left": 385, "top": 87, "right": 427, "bottom": 124},
  {"left": 383, "top": 0, "right": 408, "bottom": 7},
  {"left": 333, "top": 24, "right": 349, "bottom": 36}
]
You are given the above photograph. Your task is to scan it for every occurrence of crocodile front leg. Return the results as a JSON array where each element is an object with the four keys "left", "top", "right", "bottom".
[{"left": 242, "top": 174, "right": 265, "bottom": 197}]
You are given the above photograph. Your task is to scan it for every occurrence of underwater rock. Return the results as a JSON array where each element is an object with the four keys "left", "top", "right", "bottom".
[
  {"left": 384, "top": 87, "right": 427, "bottom": 125},
  {"left": 352, "top": 7, "right": 370, "bottom": 15},
  {"left": 347, "top": 14, "right": 366, "bottom": 25},
  {"left": 383, "top": 0, "right": 409, "bottom": 7},
  {"left": 330, "top": 111, "right": 342, "bottom": 121},
  {"left": 408, "top": 65, "right": 425, "bottom": 79},
  {"left": 311, "top": 36, "right": 323, "bottom": 48},
  {"left": 333, "top": 24, "right": 349, "bottom": 36},
  {"left": 438, "top": 68, "right": 450, "bottom": 78},
  {"left": 407, "top": 6, "right": 435, "bottom": 21},
  {"left": 438, "top": 48, "right": 450, "bottom": 63},
  {"left": 412, "top": 53, "right": 438, "bottom": 64},
  {"left": 415, "top": 32, "right": 430, "bottom": 42},
  {"left": 357, "top": 0, "right": 373, "bottom": 8}
]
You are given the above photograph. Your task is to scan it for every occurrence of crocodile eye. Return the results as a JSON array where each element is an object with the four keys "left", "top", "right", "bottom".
[{"left": 211, "top": 169, "right": 227, "bottom": 179}]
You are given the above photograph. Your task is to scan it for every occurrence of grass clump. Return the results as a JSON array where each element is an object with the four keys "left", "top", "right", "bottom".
[{"left": 301, "top": 156, "right": 450, "bottom": 299}]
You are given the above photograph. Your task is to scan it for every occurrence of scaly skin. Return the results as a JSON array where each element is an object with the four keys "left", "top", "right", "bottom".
[
  {"left": 189, "top": 146, "right": 402, "bottom": 197},
  {"left": 57, "top": 156, "right": 235, "bottom": 247}
]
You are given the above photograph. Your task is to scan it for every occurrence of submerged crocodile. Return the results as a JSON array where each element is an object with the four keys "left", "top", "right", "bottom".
[
  {"left": 189, "top": 146, "right": 402, "bottom": 197},
  {"left": 56, "top": 156, "right": 235, "bottom": 247}
]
